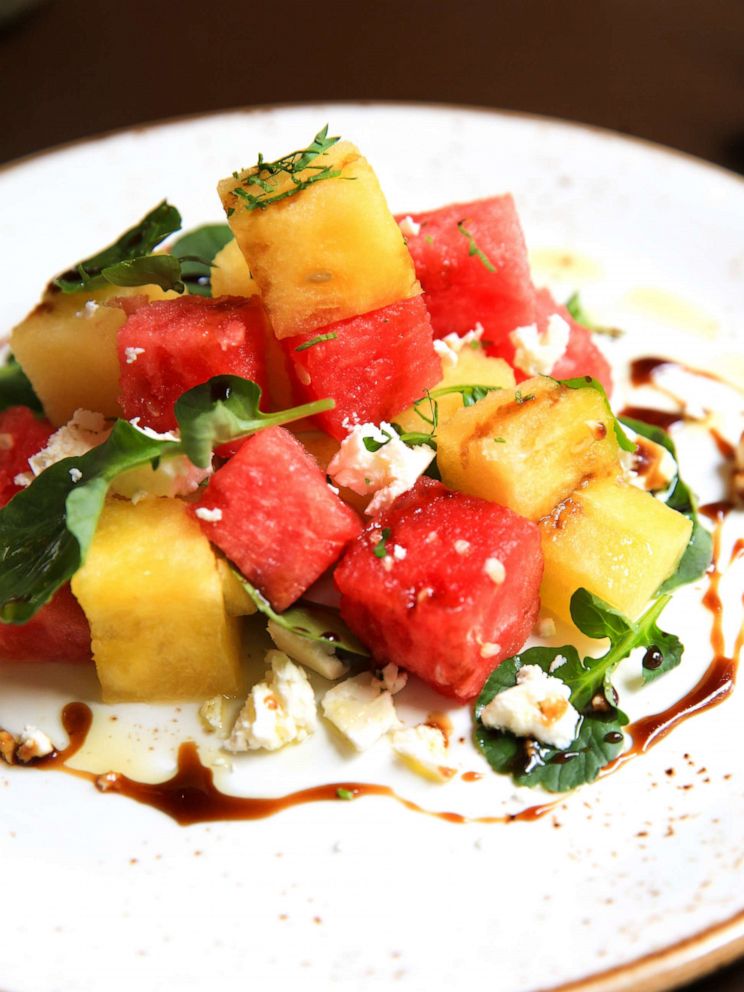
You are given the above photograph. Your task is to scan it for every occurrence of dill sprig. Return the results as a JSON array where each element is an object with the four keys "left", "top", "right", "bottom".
[{"left": 231, "top": 125, "right": 344, "bottom": 211}]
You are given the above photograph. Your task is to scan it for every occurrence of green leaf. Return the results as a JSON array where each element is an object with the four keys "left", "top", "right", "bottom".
[
  {"left": 0, "top": 421, "right": 180, "bottom": 623},
  {"left": 474, "top": 648, "right": 627, "bottom": 792},
  {"left": 564, "top": 291, "right": 624, "bottom": 338},
  {"left": 295, "top": 332, "right": 338, "bottom": 352},
  {"left": 560, "top": 376, "right": 636, "bottom": 452},
  {"left": 0, "top": 357, "right": 43, "bottom": 415},
  {"left": 53, "top": 201, "right": 182, "bottom": 293},
  {"left": 232, "top": 570, "right": 368, "bottom": 656},
  {"left": 620, "top": 415, "right": 712, "bottom": 593},
  {"left": 373, "top": 527, "right": 391, "bottom": 559},
  {"left": 171, "top": 224, "right": 233, "bottom": 297},
  {"left": 174, "top": 375, "right": 335, "bottom": 469},
  {"left": 100, "top": 254, "right": 184, "bottom": 293}
]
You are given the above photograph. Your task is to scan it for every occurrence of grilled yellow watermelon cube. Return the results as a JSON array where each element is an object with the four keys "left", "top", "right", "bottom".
[
  {"left": 71, "top": 498, "right": 244, "bottom": 702},
  {"left": 218, "top": 138, "right": 420, "bottom": 338}
]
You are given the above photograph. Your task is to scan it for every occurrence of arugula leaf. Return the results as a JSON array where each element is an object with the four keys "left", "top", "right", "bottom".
[
  {"left": 232, "top": 570, "right": 368, "bottom": 656},
  {"left": 174, "top": 375, "right": 335, "bottom": 469},
  {"left": 98, "top": 254, "right": 184, "bottom": 294},
  {"left": 474, "top": 648, "right": 627, "bottom": 792},
  {"left": 560, "top": 376, "right": 636, "bottom": 452},
  {"left": 564, "top": 291, "right": 624, "bottom": 338},
  {"left": 53, "top": 201, "right": 182, "bottom": 294},
  {"left": 231, "top": 125, "right": 344, "bottom": 211},
  {"left": 0, "top": 421, "right": 179, "bottom": 623},
  {"left": 170, "top": 224, "right": 233, "bottom": 297},
  {"left": 0, "top": 357, "right": 43, "bottom": 414},
  {"left": 474, "top": 587, "right": 682, "bottom": 791},
  {"left": 620, "top": 416, "right": 713, "bottom": 593}
]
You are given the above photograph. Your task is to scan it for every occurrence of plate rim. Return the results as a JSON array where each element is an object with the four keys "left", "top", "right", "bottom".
[
  {"left": 1, "top": 99, "right": 742, "bottom": 992},
  {"left": 1, "top": 99, "right": 743, "bottom": 194}
]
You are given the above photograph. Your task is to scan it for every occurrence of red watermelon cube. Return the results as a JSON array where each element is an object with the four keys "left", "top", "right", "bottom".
[
  {"left": 0, "top": 584, "right": 91, "bottom": 664},
  {"left": 487, "top": 287, "right": 613, "bottom": 396},
  {"left": 118, "top": 296, "right": 269, "bottom": 432},
  {"left": 191, "top": 426, "right": 361, "bottom": 611},
  {"left": 282, "top": 297, "right": 442, "bottom": 441},
  {"left": 0, "top": 406, "right": 54, "bottom": 507},
  {"left": 334, "top": 478, "right": 544, "bottom": 701},
  {"left": 396, "top": 196, "right": 536, "bottom": 346}
]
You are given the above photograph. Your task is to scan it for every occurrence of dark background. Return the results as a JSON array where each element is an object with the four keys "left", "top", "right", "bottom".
[{"left": 2, "top": 1, "right": 743, "bottom": 989}]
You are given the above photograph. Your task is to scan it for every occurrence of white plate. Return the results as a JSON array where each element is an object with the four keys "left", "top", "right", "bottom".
[{"left": 0, "top": 104, "right": 743, "bottom": 992}]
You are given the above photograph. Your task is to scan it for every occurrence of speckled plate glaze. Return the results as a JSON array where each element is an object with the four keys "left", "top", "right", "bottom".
[{"left": 0, "top": 104, "right": 743, "bottom": 992}]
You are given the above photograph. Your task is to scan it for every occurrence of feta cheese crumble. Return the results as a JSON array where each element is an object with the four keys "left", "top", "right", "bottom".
[
  {"left": 509, "top": 314, "right": 570, "bottom": 376},
  {"left": 454, "top": 539, "right": 471, "bottom": 555},
  {"left": 432, "top": 323, "right": 484, "bottom": 368},
  {"left": 225, "top": 651, "right": 317, "bottom": 752},
  {"left": 321, "top": 664, "right": 406, "bottom": 751},
  {"left": 16, "top": 726, "right": 55, "bottom": 762},
  {"left": 16, "top": 408, "right": 110, "bottom": 487},
  {"left": 199, "top": 696, "right": 229, "bottom": 735},
  {"left": 479, "top": 664, "right": 580, "bottom": 749},
  {"left": 194, "top": 507, "right": 223, "bottom": 523},
  {"left": 68, "top": 467, "right": 83, "bottom": 483},
  {"left": 390, "top": 724, "right": 457, "bottom": 782},
  {"left": 398, "top": 215, "right": 421, "bottom": 238},
  {"left": 327, "top": 421, "right": 435, "bottom": 515},
  {"left": 483, "top": 556, "right": 506, "bottom": 584},
  {"left": 124, "top": 346, "right": 145, "bottom": 364}
]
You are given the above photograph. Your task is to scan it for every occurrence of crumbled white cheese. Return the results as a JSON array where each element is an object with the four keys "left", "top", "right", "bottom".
[
  {"left": 124, "top": 346, "right": 145, "bottom": 364},
  {"left": 390, "top": 724, "right": 457, "bottom": 782},
  {"left": 480, "top": 664, "right": 580, "bottom": 749},
  {"left": 327, "top": 421, "right": 435, "bottom": 515},
  {"left": 68, "top": 468, "right": 83, "bottom": 483},
  {"left": 454, "top": 539, "right": 471, "bottom": 555},
  {"left": 20, "top": 408, "right": 110, "bottom": 483},
  {"left": 483, "top": 556, "right": 506, "bottom": 584},
  {"left": 509, "top": 314, "right": 570, "bottom": 376},
  {"left": 398, "top": 215, "right": 421, "bottom": 238},
  {"left": 74, "top": 300, "right": 100, "bottom": 319},
  {"left": 16, "top": 726, "right": 55, "bottom": 762},
  {"left": 433, "top": 323, "right": 484, "bottom": 367},
  {"left": 199, "top": 696, "right": 229, "bottom": 735},
  {"left": 392, "top": 544, "right": 407, "bottom": 561},
  {"left": 128, "top": 418, "right": 179, "bottom": 442},
  {"left": 267, "top": 621, "right": 349, "bottom": 681},
  {"left": 536, "top": 616, "right": 557, "bottom": 638},
  {"left": 479, "top": 641, "right": 502, "bottom": 659},
  {"left": 549, "top": 654, "right": 568, "bottom": 673},
  {"left": 224, "top": 651, "right": 317, "bottom": 752},
  {"left": 195, "top": 507, "right": 223, "bottom": 523},
  {"left": 321, "top": 664, "right": 406, "bottom": 751},
  {"left": 381, "top": 556, "right": 395, "bottom": 573}
]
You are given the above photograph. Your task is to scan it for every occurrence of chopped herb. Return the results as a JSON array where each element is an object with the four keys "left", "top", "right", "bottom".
[
  {"left": 424, "top": 234, "right": 434, "bottom": 245},
  {"left": 231, "top": 125, "right": 346, "bottom": 211},
  {"left": 565, "top": 292, "right": 624, "bottom": 338},
  {"left": 474, "top": 588, "right": 683, "bottom": 791},
  {"left": 53, "top": 201, "right": 183, "bottom": 294},
  {"left": 514, "top": 390, "right": 535, "bottom": 404},
  {"left": 336, "top": 787, "right": 355, "bottom": 800},
  {"left": 457, "top": 221, "right": 496, "bottom": 273},
  {"left": 373, "top": 527, "right": 391, "bottom": 559},
  {"left": 493, "top": 436, "right": 506, "bottom": 444},
  {"left": 363, "top": 427, "right": 395, "bottom": 453},
  {"left": 295, "top": 332, "right": 338, "bottom": 352},
  {"left": 225, "top": 207, "right": 235, "bottom": 218}
]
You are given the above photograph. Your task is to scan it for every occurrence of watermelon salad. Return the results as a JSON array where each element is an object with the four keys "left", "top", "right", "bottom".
[{"left": 0, "top": 126, "right": 713, "bottom": 793}]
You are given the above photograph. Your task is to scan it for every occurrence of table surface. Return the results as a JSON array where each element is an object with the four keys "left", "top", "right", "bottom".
[{"left": 1, "top": 1, "right": 743, "bottom": 990}]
